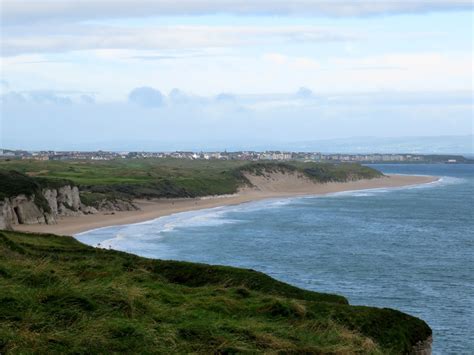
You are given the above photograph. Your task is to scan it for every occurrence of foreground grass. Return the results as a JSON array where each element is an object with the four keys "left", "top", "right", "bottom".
[{"left": 0, "top": 231, "right": 430, "bottom": 354}]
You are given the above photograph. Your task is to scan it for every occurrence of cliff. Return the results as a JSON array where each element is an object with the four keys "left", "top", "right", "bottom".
[
  {"left": 0, "top": 185, "right": 97, "bottom": 230},
  {"left": 412, "top": 336, "right": 433, "bottom": 354},
  {"left": 0, "top": 170, "right": 142, "bottom": 230}
]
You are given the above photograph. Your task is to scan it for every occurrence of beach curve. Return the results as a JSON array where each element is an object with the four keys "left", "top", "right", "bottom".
[{"left": 14, "top": 174, "right": 438, "bottom": 236}]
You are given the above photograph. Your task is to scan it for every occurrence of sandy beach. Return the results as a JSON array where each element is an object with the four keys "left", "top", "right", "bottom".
[{"left": 14, "top": 174, "right": 438, "bottom": 236}]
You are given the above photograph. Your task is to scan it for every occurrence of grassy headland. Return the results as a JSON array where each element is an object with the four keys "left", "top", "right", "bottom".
[
  {"left": 0, "top": 230, "right": 430, "bottom": 354},
  {"left": 0, "top": 159, "right": 383, "bottom": 208}
]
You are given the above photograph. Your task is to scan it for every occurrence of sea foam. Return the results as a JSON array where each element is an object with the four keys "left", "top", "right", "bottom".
[{"left": 76, "top": 175, "right": 450, "bottom": 250}]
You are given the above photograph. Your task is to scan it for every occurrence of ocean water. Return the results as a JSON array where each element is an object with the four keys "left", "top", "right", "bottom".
[{"left": 76, "top": 164, "right": 474, "bottom": 354}]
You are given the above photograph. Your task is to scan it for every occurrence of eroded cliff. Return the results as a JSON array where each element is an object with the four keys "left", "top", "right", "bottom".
[
  {"left": 0, "top": 170, "right": 142, "bottom": 230},
  {"left": 0, "top": 185, "right": 97, "bottom": 230}
]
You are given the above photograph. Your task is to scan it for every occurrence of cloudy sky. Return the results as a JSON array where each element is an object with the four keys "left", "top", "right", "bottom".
[{"left": 1, "top": 0, "right": 473, "bottom": 151}]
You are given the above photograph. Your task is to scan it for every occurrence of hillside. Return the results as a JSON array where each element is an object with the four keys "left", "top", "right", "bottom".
[
  {"left": 0, "top": 159, "right": 383, "bottom": 204},
  {"left": 0, "top": 230, "right": 431, "bottom": 354}
]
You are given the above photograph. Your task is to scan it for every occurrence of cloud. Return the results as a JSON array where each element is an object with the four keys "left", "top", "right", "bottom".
[
  {"left": 326, "top": 91, "right": 474, "bottom": 106},
  {"left": 80, "top": 94, "right": 96, "bottom": 104},
  {"left": 131, "top": 55, "right": 182, "bottom": 61},
  {"left": 168, "top": 88, "right": 196, "bottom": 105},
  {"left": 0, "top": 91, "right": 27, "bottom": 104},
  {"left": 2, "top": 89, "right": 472, "bottom": 151},
  {"left": 1, "top": 25, "right": 353, "bottom": 57},
  {"left": 295, "top": 87, "right": 313, "bottom": 99},
  {"left": 3, "top": 0, "right": 471, "bottom": 25},
  {"left": 0, "top": 90, "right": 74, "bottom": 105},
  {"left": 0, "top": 90, "right": 98, "bottom": 105},
  {"left": 3, "top": 87, "right": 472, "bottom": 109},
  {"left": 263, "top": 53, "right": 321, "bottom": 71},
  {"left": 27, "top": 90, "right": 73, "bottom": 105},
  {"left": 130, "top": 51, "right": 227, "bottom": 61},
  {"left": 215, "top": 93, "right": 236, "bottom": 103},
  {"left": 128, "top": 87, "right": 164, "bottom": 108}
]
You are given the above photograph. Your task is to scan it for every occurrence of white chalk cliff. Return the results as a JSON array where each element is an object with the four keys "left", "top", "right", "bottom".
[{"left": 0, "top": 186, "right": 97, "bottom": 230}]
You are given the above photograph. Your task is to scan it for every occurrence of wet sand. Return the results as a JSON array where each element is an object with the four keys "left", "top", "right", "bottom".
[{"left": 15, "top": 174, "right": 438, "bottom": 236}]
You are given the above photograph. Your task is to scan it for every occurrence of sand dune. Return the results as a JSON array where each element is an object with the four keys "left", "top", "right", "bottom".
[{"left": 15, "top": 173, "right": 437, "bottom": 236}]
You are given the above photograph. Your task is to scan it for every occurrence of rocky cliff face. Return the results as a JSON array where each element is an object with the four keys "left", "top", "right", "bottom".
[
  {"left": 412, "top": 336, "right": 432, "bottom": 355},
  {"left": 0, "top": 184, "right": 140, "bottom": 230},
  {"left": 0, "top": 185, "right": 97, "bottom": 230},
  {"left": 0, "top": 199, "right": 17, "bottom": 230},
  {"left": 95, "top": 199, "right": 138, "bottom": 212}
]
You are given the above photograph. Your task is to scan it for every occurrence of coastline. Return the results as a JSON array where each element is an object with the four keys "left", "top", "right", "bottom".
[{"left": 14, "top": 174, "right": 438, "bottom": 236}]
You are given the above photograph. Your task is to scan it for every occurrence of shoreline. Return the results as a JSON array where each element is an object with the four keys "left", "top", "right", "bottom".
[{"left": 14, "top": 174, "right": 438, "bottom": 236}]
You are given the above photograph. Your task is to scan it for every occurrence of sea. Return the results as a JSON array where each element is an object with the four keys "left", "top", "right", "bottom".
[{"left": 76, "top": 164, "right": 474, "bottom": 354}]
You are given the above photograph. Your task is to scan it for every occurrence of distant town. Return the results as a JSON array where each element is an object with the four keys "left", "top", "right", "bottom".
[{"left": 0, "top": 149, "right": 471, "bottom": 164}]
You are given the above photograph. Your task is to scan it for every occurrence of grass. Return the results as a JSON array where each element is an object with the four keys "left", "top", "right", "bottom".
[
  {"left": 0, "top": 159, "right": 383, "bottom": 207},
  {"left": 0, "top": 159, "right": 249, "bottom": 186},
  {"left": 240, "top": 161, "right": 383, "bottom": 183},
  {"left": 0, "top": 230, "right": 431, "bottom": 354}
]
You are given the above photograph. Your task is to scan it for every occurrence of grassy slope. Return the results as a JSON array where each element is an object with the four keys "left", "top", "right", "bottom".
[
  {"left": 0, "top": 159, "right": 383, "bottom": 207},
  {"left": 240, "top": 161, "right": 382, "bottom": 183},
  {"left": 0, "top": 231, "right": 430, "bottom": 354}
]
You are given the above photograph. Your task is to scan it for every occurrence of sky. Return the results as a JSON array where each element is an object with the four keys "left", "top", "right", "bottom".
[{"left": 0, "top": 0, "right": 473, "bottom": 151}]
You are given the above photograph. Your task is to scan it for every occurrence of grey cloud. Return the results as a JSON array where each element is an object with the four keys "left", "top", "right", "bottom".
[
  {"left": 131, "top": 52, "right": 229, "bottom": 61},
  {"left": 3, "top": 1, "right": 471, "bottom": 25},
  {"left": 215, "top": 93, "right": 236, "bottom": 103},
  {"left": 0, "top": 91, "right": 27, "bottom": 104},
  {"left": 0, "top": 90, "right": 72, "bottom": 105},
  {"left": 27, "top": 90, "right": 73, "bottom": 105},
  {"left": 295, "top": 87, "right": 313, "bottom": 99},
  {"left": 131, "top": 55, "right": 181, "bottom": 61},
  {"left": 129, "top": 87, "right": 164, "bottom": 108},
  {"left": 0, "top": 90, "right": 95, "bottom": 105},
  {"left": 80, "top": 94, "right": 96, "bottom": 104},
  {"left": 3, "top": 87, "right": 471, "bottom": 110},
  {"left": 168, "top": 88, "right": 193, "bottom": 104},
  {"left": 2, "top": 25, "right": 353, "bottom": 57}
]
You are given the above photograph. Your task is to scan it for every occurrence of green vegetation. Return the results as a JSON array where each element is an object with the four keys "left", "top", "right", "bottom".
[
  {"left": 0, "top": 159, "right": 248, "bottom": 186},
  {"left": 0, "top": 231, "right": 430, "bottom": 354},
  {"left": 0, "top": 170, "right": 75, "bottom": 213},
  {"left": 240, "top": 161, "right": 383, "bottom": 183},
  {"left": 0, "top": 159, "right": 383, "bottom": 207},
  {"left": 0, "top": 170, "right": 70, "bottom": 201}
]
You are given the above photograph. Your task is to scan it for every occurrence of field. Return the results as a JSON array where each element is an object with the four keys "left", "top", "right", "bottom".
[
  {"left": 0, "top": 159, "right": 383, "bottom": 206},
  {"left": 0, "top": 158, "right": 249, "bottom": 186},
  {"left": 0, "top": 230, "right": 430, "bottom": 354}
]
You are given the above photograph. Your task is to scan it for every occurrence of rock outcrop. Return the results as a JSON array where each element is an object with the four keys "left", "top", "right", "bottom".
[
  {"left": 0, "top": 183, "right": 141, "bottom": 230},
  {"left": 96, "top": 199, "right": 138, "bottom": 212},
  {"left": 0, "top": 185, "right": 97, "bottom": 230},
  {"left": 0, "top": 199, "right": 17, "bottom": 230},
  {"left": 43, "top": 189, "right": 59, "bottom": 215},
  {"left": 411, "top": 335, "right": 432, "bottom": 355},
  {"left": 1, "top": 196, "right": 47, "bottom": 230},
  {"left": 57, "top": 186, "right": 81, "bottom": 212}
]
